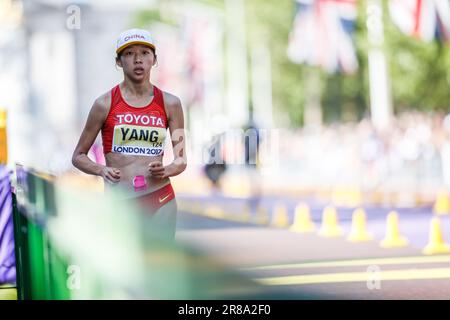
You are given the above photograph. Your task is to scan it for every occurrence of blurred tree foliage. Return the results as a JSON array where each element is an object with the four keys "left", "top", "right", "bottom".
[
  {"left": 135, "top": 0, "right": 450, "bottom": 127},
  {"left": 242, "top": 0, "right": 367, "bottom": 125},
  {"left": 382, "top": 2, "right": 450, "bottom": 114},
  {"left": 244, "top": 0, "right": 306, "bottom": 126},
  {"left": 246, "top": 0, "right": 450, "bottom": 126}
]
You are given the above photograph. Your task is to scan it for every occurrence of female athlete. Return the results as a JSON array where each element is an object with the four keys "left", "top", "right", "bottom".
[{"left": 72, "top": 29, "right": 186, "bottom": 239}]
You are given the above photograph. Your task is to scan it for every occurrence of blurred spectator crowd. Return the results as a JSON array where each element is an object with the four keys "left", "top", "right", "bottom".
[{"left": 275, "top": 112, "right": 450, "bottom": 193}]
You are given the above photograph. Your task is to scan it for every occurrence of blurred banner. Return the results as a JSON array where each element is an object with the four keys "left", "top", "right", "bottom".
[
  {"left": 389, "top": 0, "right": 450, "bottom": 42},
  {"left": 0, "top": 166, "right": 15, "bottom": 284},
  {"left": 0, "top": 109, "right": 7, "bottom": 165},
  {"left": 287, "top": 0, "right": 358, "bottom": 74}
]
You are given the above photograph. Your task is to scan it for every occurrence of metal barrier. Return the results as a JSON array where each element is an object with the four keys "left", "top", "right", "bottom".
[
  {"left": 11, "top": 164, "right": 273, "bottom": 300},
  {"left": 13, "top": 164, "right": 69, "bottom": 299}
]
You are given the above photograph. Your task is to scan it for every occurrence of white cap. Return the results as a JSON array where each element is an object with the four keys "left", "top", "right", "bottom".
[{"left": 116, "top": 28, "right": 156, "bottom": 54}]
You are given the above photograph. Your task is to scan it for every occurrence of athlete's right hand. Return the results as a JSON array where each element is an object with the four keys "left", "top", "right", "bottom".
[{"left": 100, "top": 167, "right": 121, "bottom": 184}]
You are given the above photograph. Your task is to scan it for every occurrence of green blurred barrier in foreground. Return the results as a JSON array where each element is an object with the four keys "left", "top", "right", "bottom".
[{"left": 12, "top": 165, "right": 273, "bottom": 299}]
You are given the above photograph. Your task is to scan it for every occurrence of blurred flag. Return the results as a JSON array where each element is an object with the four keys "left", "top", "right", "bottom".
[
  {"left": 287, "top": 0, "right": 359, "bottom": 74},
  {"left": 0, "top": 166, "right": 15, "bottom": 284},
  {"left": 389, "top": 0, "right": 450, "bottom": 42}
]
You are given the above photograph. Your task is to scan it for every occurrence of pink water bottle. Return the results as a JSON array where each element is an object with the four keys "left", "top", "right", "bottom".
[{"left": 133, "top": 175, "right": 147, "bottom": 192}]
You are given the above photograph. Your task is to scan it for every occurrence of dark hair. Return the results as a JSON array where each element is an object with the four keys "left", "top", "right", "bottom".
[{"left": 116, "top": 47, "right": 156, "bottom": 60}]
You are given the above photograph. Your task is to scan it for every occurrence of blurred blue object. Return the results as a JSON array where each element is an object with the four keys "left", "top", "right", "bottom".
[{"left": 0, "top": 166, "right": 15, "bottom": 284}]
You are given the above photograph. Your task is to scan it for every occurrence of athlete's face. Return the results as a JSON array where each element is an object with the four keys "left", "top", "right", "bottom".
[{"left": 117, "top": 44, "right": 156, "bottom": 81}]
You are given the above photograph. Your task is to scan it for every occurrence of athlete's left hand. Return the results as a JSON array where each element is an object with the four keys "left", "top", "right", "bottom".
[{"left": 148, "top": 161, "right": 166, "bottom": 179}]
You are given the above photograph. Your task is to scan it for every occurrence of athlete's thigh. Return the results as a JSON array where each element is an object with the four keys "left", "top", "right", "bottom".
[{"left": 147, "top": 198, "right": 178, "bottom": 240}]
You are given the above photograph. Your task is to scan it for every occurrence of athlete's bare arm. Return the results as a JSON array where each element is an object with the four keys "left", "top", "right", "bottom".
[
  {"left": 72, "top": 92, "right": 121, "bottom": 183},
  {"left": 148, "top": 92, "right": 187, "bottom": 179}
]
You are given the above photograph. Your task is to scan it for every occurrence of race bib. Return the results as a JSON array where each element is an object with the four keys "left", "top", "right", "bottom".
[{"left": 112, "top": 124, "right": 166, "bottom": 156}]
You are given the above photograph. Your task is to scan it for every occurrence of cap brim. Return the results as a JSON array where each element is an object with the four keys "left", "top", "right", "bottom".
[{"left": 116, "top": 41, "right": 156, "bottom": 54}]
